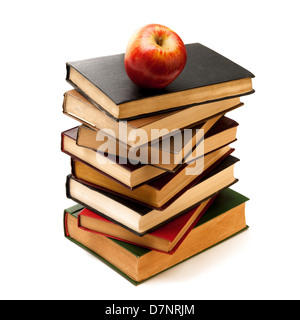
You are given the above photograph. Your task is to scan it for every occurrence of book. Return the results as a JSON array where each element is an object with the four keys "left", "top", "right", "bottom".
[
  {"left": 61, "top": 127, "right": 166, "bottom": 189},
  {"left": 63, "top": 88, "right": 242, "bottom": 147},
  {"left": 64, "top": 187, "right": 249, "bottom": 285},
  {"left": 66, "top": 43, "right": 254, "bottom": 120},
  {"left": 75, "top": 114, "right": 238, "bottom": 172},
  {"left": 61, "top": 113, "right": 238, "bottom": 190},
  {"left": 66, "top": 155, "right": 239, "bottom": 236},
  {"left": 77, "top": 195, "right": 216, "bottom": 254},
  {"left": 71, "top": 145, "right": 234, "bottom": 210},
  {"left": 75, "top": 112, "right": 223, "bottom": 169},
  {"left": 185, "top": 116, "right": 238, "bottom": 165},
  {"left": 156, "top": 115, "right": 239, "bottom": 171},
  {"left": 61, "top": 119, "right": 235, "bottom": 189}
]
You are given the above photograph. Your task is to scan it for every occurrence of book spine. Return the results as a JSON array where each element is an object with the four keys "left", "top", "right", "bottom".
[
  {"left": 65, "top": 174, "right": 72, "bottom": 199},
  {"left": 63, "top": 210, "right": 69, "bottom": 237},
  {"left": 65, "top": 63, "right": 71, "bottom": 81}
]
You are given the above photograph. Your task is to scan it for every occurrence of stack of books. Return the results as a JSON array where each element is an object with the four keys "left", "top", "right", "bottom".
[{"left": 61, "top": 42, "right": 254, "bottom": 285}]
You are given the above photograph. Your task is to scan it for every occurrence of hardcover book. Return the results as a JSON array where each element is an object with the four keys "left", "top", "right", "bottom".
[
  {"left": 75, "top": 114, "right": 238, "bottom": 172},
  {"left": 61, "top": 127, "right": 166, "bottom": 189},
  {"left": 66, "top": 155, "right": 239, "bottom": 236},
  {"left": 77, "top": 195, "right": 216, "bottom": 254},
  {"left": 63, "top": 88, "right": 242, "bottom": 147},
  {"left": 185, "top": 116, "right": 238, "bottom": 165},
  {"left": 75, "top": 113, "right": 223, "bottom": 169},
  {"left": 71, "top": 145, "right": 234, "bottom": 210},
  {"left": 61, "top": 113, "right": 238, "bottom": 190},
  {"left": 66, "top": 43, "right": 254, "bottom": 120},
  {"left": 64, "top": 188, "right": 249, "bottom": 285}
]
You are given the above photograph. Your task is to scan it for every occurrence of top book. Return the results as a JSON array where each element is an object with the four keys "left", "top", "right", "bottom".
[{"left": 66, "top": 43, "right": 254, "bottom": 120}]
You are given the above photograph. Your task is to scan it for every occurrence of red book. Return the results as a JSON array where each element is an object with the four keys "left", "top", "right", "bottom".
[{"left": 77, "top": 195, "right": 217, "bottom": 254}]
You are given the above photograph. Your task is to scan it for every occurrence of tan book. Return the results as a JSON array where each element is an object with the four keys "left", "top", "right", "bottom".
[
  {"left": 77, "top": 197, "right": 215, "bottom": 254},
  {"left": 64, "top": 188, "right": 249, "bottom": 284},
  {"left": 71, "top": 145, "right": 234, "bottom": 209},
  {"left": 63, "top": 89, "right": 242, "bottom": 147},
  {"left": 61, "top": 127, "right": 166, "bottom": 189},
  {"left": 75, "top": 113, "right": 225, "bottom": 172},
  {"left": 66, "top": 156, "right": 239, "bottom": 236}
]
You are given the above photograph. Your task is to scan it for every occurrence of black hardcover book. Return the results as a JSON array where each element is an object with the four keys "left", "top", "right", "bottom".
[{"left": 66, "top": 43, "right": 254, "bottom": 120}]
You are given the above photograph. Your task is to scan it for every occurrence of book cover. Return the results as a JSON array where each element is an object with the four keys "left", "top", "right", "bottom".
[
  {"left": 61, "top": 127, "right": 167, "bottom": 190},
  {"left": 66, "top": 155, "right": 239, "bottom": 236},
  {"left": 63, "top": 87, "right": 242, "bottom": 149},
  {"left": 71, "top": 146, "right": 234, "bottom": 210},
  {"left": 64, "top": 188, "right": 249, "bottom": 285},
  {"left": 77, "top": 195, "right": 216, "bottom": 254},
  {"left": 66, "top": 43, "right": 254, "bottom": 120},
  {"left": 73, "top": 114, "right": 238, "bottom": 173}
]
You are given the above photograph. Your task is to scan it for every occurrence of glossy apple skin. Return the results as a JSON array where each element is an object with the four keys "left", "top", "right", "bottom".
[{"left": 124, "top": 24, "right": 187, "bottom": 89}]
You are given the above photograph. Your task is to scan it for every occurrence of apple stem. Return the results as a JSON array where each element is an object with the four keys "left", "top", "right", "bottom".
[{"left": 155, "top": 36, "right": 163, "bottom": 46}]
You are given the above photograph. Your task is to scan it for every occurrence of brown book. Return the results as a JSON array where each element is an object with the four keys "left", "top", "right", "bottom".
[
  {"left": 75, "top": 113, "right": 225, "bottom": 172},
  {"left": 61, "top": 113, "right": 238, "bottom": 189},
  {"left": 61, "top": 127, "right": 166, "bottom": 189},
  {"left": 72, "top": 145, "right": 234, "bottom": 210},
  {"left": 64, "top": 187, "right": 249, "bottom": 284},
  {"left": 77, "top": 196, "right": 216, "bottom": 254},
  {"left": 63, "top": 89, "right": 242, "bottom": 147},
  {"left": 185, "top": 116, "right": 238, "bottom": 164},
  {"left": 66, "top": 155, "right": 239, "bottom": 236}
]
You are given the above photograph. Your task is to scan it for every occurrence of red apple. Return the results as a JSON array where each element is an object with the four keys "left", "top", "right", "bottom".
[{"left": 124, "top": 24, "right": 187, "bottom": 89}]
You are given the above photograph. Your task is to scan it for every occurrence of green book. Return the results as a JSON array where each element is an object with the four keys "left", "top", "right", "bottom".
[{"left": 64, "top": 188, "right": 249, "bottom": 285}]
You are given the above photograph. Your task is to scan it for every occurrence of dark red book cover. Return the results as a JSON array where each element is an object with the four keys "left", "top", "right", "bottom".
[{"left": 77, "top": 195, "right": 217, "bottom": 254}]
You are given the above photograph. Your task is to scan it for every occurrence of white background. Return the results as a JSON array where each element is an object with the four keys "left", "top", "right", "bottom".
[{"left": 1, "top": 0, "right": 299, "bottom": 300}]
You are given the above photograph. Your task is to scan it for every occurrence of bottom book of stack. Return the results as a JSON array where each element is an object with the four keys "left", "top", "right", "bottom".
[{"left": 64, "top": 187, "right": 249, "bottom": 285}]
